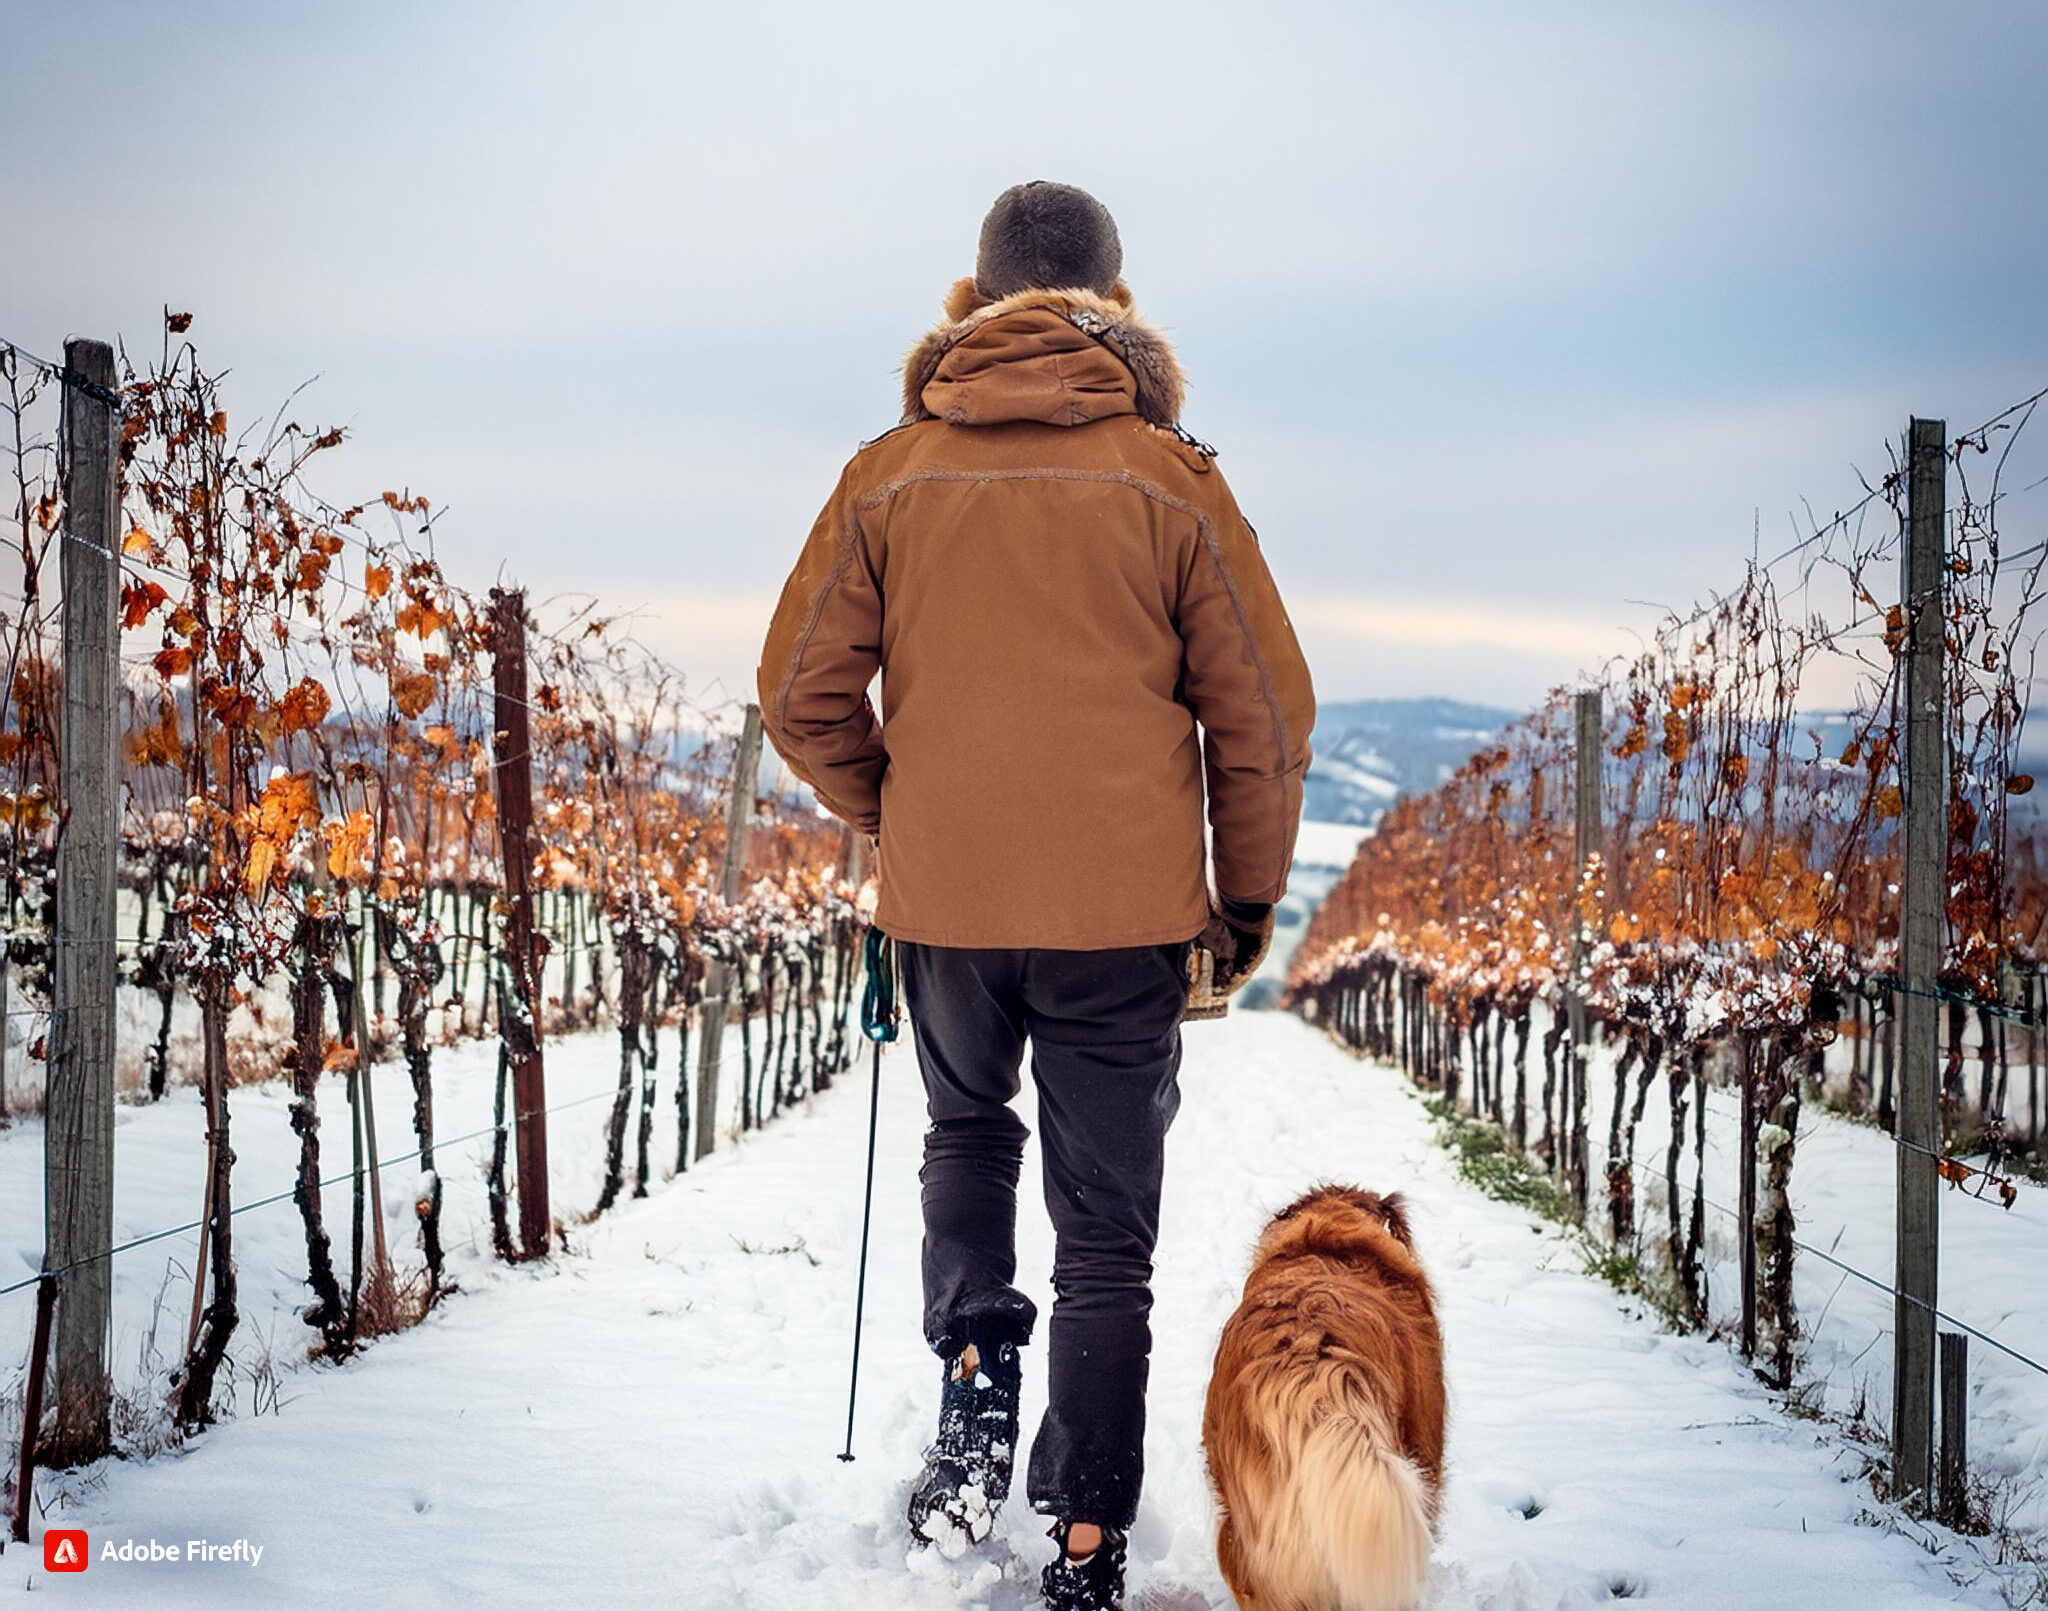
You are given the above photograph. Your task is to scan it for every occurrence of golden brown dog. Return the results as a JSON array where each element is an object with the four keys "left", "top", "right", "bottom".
[{"left": 1201, "top": 1184, "right": 1445, "bottom": 1611}]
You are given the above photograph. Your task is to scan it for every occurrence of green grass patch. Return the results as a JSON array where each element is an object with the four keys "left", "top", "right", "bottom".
[
  {"left": 1425, "top": 1096, "right": 1695, "bottom": 1330},
  {"left": 1577, "top": 1238, "right": 1696, "bottom": 1333},
  {"left": 1425, "top": 1096, "right": 1581, "bottom": 1225}
]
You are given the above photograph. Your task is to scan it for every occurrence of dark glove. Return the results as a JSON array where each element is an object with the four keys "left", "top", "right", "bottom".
[{"left": 1184, "top": 896, "right": 1276, "bottom": 1020}]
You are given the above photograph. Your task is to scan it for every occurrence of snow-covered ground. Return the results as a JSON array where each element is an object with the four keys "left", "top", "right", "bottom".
[
  {"left": 1, "top": 1015, "right": 769, "bottom": 1440},
  {"left": 3, "top": 1008, "right": 2023, "bottom": 1608},
  {"left": 1512, "top": 1015, "right": 2048, "bottom": 1543},
  {"left": 1236, "top": 820, "right": 1372, "bottom": 1005},
  {"left": 1290, "top": 819, "right": 1374, "bottom": 873}
]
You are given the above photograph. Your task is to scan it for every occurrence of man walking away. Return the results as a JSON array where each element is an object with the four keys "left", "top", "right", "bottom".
[{"left": 757, "top": 179, "right": 1315, "bottom": 1610}]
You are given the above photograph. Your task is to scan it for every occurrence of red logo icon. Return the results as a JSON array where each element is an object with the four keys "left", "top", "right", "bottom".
[{"left": 44, "top": 1529, "right": 89, "bottom": 1572}]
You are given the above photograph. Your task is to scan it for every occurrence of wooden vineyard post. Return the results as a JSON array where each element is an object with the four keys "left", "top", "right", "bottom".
[
  {"left": 1937, "top": 1331, "right": 1969, "bottom": 1528},
  {"left": 491, "top": 588, "right": 550, "bottom": 1260},
  {"left": 1738, "top": 1036, "right": 1759, "bottom": 1359},
  {"left": 46, "top": 338, "right": 120, "bottom": 1464},
  {"left": 1892, "top": 416, "right": 1946, "bottom": 1502},
  {"left": 1567, "top": 688, "right": 1602, "bottom": 1209},
  {"left": 2028, "top": 972, "right": 2041, "bottom": 1145},
  {"left": 9, "top": 1274, "right": 57, "bottom": 1542},
  {"left": 693, "top": 704, "right": 764, "bottom": 1162}
]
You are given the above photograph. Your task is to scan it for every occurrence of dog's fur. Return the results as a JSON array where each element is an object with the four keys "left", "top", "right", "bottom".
[{"left": 1202, "top": 1185, "right": 1445, "bottom": 1611}]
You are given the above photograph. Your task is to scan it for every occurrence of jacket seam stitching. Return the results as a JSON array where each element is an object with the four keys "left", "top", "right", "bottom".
[
  {"left": 770, "top": 494, "right": 876, "bottom": 825},
  {"left": 1192, "top": 517, "right": 1295, "bottom": 898},
  {"left": 855, "top": 463, "right": 1189, "bottom": 519}
]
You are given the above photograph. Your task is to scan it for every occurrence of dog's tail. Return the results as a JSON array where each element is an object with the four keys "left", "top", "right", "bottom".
[{"left": 1277, "top": 1365, "right": 1433, "bottom": 1611}]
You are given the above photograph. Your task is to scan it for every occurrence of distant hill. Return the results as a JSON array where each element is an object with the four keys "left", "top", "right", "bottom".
[
  {"left": 1792, "top": 710, "right": 2048, "bottom": 791},
  {"left": 1302, "top": 697, "right": 1516, "bottom": 827},
  {"left": 1235, "top": 698, "right": 1515, "bottom": 1006},
  {"left": 1298, "top": 699, "right": 2048, "bottom": 833}
]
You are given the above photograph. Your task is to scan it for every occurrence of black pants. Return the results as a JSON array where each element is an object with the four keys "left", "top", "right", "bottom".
[{"left": 900, "top": 937, "right": 1193, "bottom": 1530}]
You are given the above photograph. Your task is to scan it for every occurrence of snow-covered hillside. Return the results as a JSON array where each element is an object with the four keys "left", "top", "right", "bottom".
[
  {"left": 1236, "top": 820, "right": 1372, "bottom": 1008},
  {"left": 1303, "top": 698, "right": 1513, "bottom": 827},
  {"left": 3, "top": 1013, "right": 2020, "bottom": 1608}
]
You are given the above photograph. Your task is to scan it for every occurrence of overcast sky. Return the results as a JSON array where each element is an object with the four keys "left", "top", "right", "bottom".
[{"left": 7, "top": 0, "right": 2044, "bottom": 715}]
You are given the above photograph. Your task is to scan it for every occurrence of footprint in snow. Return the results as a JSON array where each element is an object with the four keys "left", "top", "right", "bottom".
[{"left": 1129, "top": 1586, "right": 1225, "bottom": 1610}]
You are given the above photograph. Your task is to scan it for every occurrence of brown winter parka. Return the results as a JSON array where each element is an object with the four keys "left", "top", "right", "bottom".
[{"left": 756, "top": 277, "right": 1316, "bottom": 950}]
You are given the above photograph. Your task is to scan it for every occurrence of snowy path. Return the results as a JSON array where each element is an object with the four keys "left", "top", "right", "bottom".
[{"left": 6, "top": 1012, "right": 2006, "bottom": 1608}]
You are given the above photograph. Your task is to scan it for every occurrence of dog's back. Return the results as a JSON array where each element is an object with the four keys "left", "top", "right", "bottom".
[{"left": 1201, "top": 1186, "right": 1444, "bottom": 1611}]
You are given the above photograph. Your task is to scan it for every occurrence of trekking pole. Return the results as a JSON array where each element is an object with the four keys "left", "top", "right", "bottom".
[{"left": 838, "top": 924, "right": 900, "bottom": 1462}]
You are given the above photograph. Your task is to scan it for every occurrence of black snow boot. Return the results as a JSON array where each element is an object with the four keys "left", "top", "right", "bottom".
[
  {"left": 905, "top": 1336, "right": 1023, "bottom": 1549},
  {"left": 1040, "top": 1518, "right": 1129, "bottom": 1611}
]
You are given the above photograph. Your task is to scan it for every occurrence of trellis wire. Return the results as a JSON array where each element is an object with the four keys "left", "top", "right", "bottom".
[{"left": 0, "top": 1034, "right": 779, "bottom": 1305}]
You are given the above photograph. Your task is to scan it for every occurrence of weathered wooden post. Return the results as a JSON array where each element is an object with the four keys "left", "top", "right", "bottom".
[
  {"left": 8, "top": 1274, "right": 57, "bottom": 1541},
  {"left": 491, "top": 588, "right": 550, "bottom": 1259},
  {"left": 2028, "top": 972, "right": 2041, "bottom": 1146},
  {"left": 1937, "top": 1331, "right": 1969, "bottom": 1527},
  {"left": 46, "top": 337, "right": 120, "bottom": 1465},
  {"left": 693, "top": 704, "right": 764, "bottom": 1162},
  {"left": 1738, "top": 1035, "right": 1760, "bottom": 1360},
  {"left": 1567, "top": 688, "right": 1602, "bottom": 1207},
  {"left": 1893, "top": 415, "right": 1946, "bottom": 1503}
]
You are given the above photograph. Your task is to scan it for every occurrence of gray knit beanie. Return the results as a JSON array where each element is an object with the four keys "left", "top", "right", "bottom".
[{"left": 974, "top": 181, "right": 1123, "bottom": 299}]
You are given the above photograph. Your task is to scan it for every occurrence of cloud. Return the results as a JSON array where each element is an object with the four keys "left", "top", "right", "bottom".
[
  {"left": 1292, "top": 593, "right": 1643, "bottom": 664},
  {"left": 583, "top": 590, "right": 778, "bottom": 702},
  {"left": 6, "top": 0, "right": 2043, "bottom": 715}
]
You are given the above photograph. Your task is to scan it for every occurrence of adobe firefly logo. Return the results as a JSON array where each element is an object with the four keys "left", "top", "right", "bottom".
[{"left": 44, "top": 1529, "right": 88, "bottom": 1572}]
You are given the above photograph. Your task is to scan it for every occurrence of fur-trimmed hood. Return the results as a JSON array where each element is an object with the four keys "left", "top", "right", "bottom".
[{"left": 900, "top": 276, "right": 1188, "bottom": 429}]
